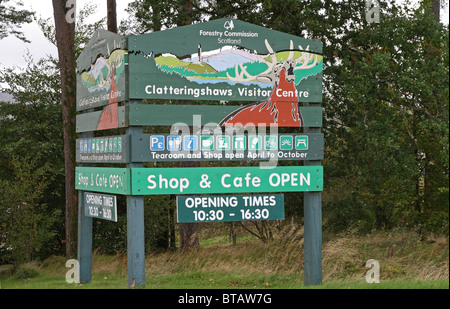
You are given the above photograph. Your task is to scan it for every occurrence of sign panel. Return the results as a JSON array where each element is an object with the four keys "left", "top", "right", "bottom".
[
  {"left": 76, "top": 105, "right": 127, "bottom": 133},
  {"left": 75, "top": 167, "right": 131, "bottom": 195},
  {"left": 130, "top": 133, "right": 323, "bottom": 162},
  {"left": 76, "top": 29, "right": 128, "bottom": 111},
  {"left": 129, "top": 19, "right": 323, "bottom": 127},
  {"left": 84, "top": 192, "right": 117, "bottom": 222},
  {"left": 131, "top": 166, "right": 323, "bottom": 195},
  {"left": 76, "top": 135, "right": 128, "bottom": 163},
  {"left": 177, "top": 194, "right": 284, "bottom": 223},
  {"left": 128, "top": 104, "right": 323, "bottom": 127}
]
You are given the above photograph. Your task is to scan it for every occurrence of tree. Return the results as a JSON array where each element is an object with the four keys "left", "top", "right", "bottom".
[
  {"left": 107, "top": 0, "right": 118, "bottom": 33},
  {"left": 52, "top": 0, "right": 77, "bottom": 258},
  {"left": 0, "top": 55, "right": 65, "bottom": 264},
  {"left": 0, "top": 0, "right": 34, "bottom": 42}
]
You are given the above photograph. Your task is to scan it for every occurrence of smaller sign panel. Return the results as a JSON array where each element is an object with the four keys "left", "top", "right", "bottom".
[
  {"left": 131, "top": 166, "right": 323, "bottom": 195},
  {"left": 76, "top": 135, "right": 128, "bottom": 163},
  {"left": 131, "top": 133, "right": 324, "bottom": 162},
  {"left": 177, "top": 194, "right": 284, "bottom": 223},
  {"left": 84, "top": 192, "right": 117, "bottom": 222},
  {"left": 75, "top": 167, "right": 131, "bottom": 195},
  {"left": 76, "top": 29, "right": 128, "bottom": 111}
]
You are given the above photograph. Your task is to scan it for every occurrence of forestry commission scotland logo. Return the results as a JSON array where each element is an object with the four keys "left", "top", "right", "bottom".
[{"left": 224, "top": 20, "right": 235, "bottom": 30}]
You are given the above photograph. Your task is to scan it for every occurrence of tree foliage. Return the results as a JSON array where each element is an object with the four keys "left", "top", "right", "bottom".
[{"left": 0, "top": 0, "right": 34, "bottom": 42}]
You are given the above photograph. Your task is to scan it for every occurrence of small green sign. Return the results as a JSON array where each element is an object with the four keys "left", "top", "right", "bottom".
[
  {"left": 177, "top": 194, "right": 284, "bottom": 223},
  {"left": 248, "top": 135, "right": 262, "bottom": 150},
  {"left": 295, "top": 136, "right": 309, "bottom": 150},
  {"left": 75, "top": 167, "right": 131, "bottom": 195},
  {"left": 84, "top": 192, "right": 117, "bottom": 222},
  {"left": 264, "top": 136, "right": 278, "bottom": 150},
  {"left": 233, "top": 136, "right": 246, "bottom": 150},
  {"left": 200, "top": 136, "right": 214, "bottom": 150},
  {"left": 131, "top": 166, "right": 323, "bottom": 195},
  {"left": 216, "top": 136, "right": 230, "bottom": 150}
]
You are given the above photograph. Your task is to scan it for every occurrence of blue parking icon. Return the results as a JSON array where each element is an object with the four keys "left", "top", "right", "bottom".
[
  {"left": 150, "top": 135, "right": 165, "bottom": 151},
  {"left": 183, "top": 135, "right": 198, "bottom": 150}
]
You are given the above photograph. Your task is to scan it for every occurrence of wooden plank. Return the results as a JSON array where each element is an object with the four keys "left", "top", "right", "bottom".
[
  {"left": 303, "top": 101, "right": 323, "bottom": 286},
  {"left": 75, "top": 167, "right": 131, "bottom": 195},
  {"left": 131, "top": 166, "right": 323, "bottom": 195},
  {"left": 130, "top": 133, "right": 324, "bottom": 162},
  {"left": 76, "top": 135, "right": 129, "bottom": 163},
  {"left": 128, "top": 18, "right": 322, "bottom": 103},
  {"left": 128, "top": 104, "right": 322, "bottom": 127},
  {"left": 76, "top": 29, "right": 128, "bottom": 111},
  {"left": 76, "top": 105, "right": 127, "bottom": 133},
  {"left": 176, "top": 194, "right": 285, "bottom": 223}
]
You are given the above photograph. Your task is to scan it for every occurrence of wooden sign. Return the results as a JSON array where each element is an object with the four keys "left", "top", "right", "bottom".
[
  {"left": 76, "top": 135, "right": 128, "bottom": 163},
  {"left": 76, "top": 105, "right": 127, "bottom": 133},
  {"left": 131, "top": 166, "right": 322, "bottom": 195},
  {"left": 129, "top": 18, "right": 323, "bottom": 127},
  {"left": 177, "top": 194, "right": 284, "bottom": 223},
  {"left": 84, "top": 192, "right": 118, "bottom": 222},
  {"left": 76, "top": 29, "right": 128, "bottom": 111},
  {"left": 128, "top": 104, "right": 323, "bottom": 128},
  {"left": 130, "top": 133, "right": 324, "bottom": 162},
  {"left": 75, "top": 167, "right": 131, "bottom": 195}
]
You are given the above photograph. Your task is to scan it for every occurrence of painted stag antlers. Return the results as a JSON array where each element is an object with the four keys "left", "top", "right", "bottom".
[{"left": 226, "top": 39, "right": 318, "bottom": 86}]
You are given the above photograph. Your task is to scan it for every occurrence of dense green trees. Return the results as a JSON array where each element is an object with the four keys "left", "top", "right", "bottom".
[{"left": 0, "top": 0, "right": 448, "bottom": 265}]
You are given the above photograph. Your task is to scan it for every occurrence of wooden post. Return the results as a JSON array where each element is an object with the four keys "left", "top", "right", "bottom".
[
  {"left": 126, "top": 100, "right": 145, "bottom": 288},
  {"left": 77, "top": 129, "right": 93, "bottom": 284},
  {"left": 303, "top": 101, "right": 323, "bottom": 286}
]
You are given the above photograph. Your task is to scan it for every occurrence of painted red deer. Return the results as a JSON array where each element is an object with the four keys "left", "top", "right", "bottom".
[{"left": 220, "top": 39, "right": 318, "bottom": 127}]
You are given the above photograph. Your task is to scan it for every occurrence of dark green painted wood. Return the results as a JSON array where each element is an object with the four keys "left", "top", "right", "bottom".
[
  {"left": 128, "top": 104, "right": 322, "bottom": 127},
  {"left": 130, "top": 133, "right": 324, "bottom": 162},
  {"left": 75, "top": 167, "right": 131, "bottom": 195},
  {"left": 126, "top": 103, "right": 146, "bottom": 288},
  {"left": 76, "top": 105, "right": 127, "bottom": 133},
  {"left": 303, "top": 101, "right": 323, "bottom": 286},
  {"left": 177, "top": 194, "right": 284, "bottom": 223},
  {"left": 128, "top": 19, "right": 322, "bottom": 103},
  {"left": 77, "top": 129, "right": 93, "bottom": 284},
  {"left": 76, "top": 135, "right": 129, "bottom": 163},
  {"left": 76, "top": 29, "right": 128, "bottom": 111}
]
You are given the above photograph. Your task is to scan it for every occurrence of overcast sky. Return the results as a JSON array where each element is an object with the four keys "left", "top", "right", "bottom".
[{"left": 0, "top": 0, "right": 448, "bottom": 72}]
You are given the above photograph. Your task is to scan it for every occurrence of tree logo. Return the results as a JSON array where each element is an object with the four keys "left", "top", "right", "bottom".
[{"left": 224, "top": 20, "right": 235, "bottom": 30}]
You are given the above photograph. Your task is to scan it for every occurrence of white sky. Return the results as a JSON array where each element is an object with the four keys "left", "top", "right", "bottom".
[
  {"left": 0, "top": 0, "right": 132, "bottom": 70},
  {"left": 0, "top": 0, "right": 448, "bottom": 72}
]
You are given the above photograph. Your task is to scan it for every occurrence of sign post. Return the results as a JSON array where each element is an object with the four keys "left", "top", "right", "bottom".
[
  {"left": 303, "top": 101, "right": 323, "bottom": 286},
  {"left": 75, "top": 19, "right": 324, "bottom": 288}
]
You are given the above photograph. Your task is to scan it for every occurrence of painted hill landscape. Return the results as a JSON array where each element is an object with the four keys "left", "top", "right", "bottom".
[{"left": 154, "top": 48, "right": 323, "bottom": 87}]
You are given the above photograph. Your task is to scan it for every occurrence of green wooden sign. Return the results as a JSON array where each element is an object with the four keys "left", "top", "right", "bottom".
[
  {"left": 76, "top": 29, "right": 128, "bottom": 111},
  {"left": 84, "top": 192, "right": 117, "bottom": 222},
  {"left": 76, "top": 135, "right": 128, "bottom": 163},
  {"left": 76, "top": 105, "right": 127, "bottom": 133},
  {"left": 130, "top": 133, "right": 324, "bottom": 162},
  {"left": 129, "top": 19, "right": 322, "bottom": 103},
  {"left": 75, "top": 167, "right": 131, "bottom": 195},
  {"left": 177, "top": 194, "right": 284, "bottom": 223},
  {"left": 131, "top": 166, "right": 322, "bottom": 195},
  {"left": 129, "top": 19, "right": 322, "bottom": 127},
  {"left": 128, "top": 104, "right": 322, "bottom": 127}
]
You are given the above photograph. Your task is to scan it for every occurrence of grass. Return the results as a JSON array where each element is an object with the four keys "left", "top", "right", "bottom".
[{"left": 1, "top": 228, "right": 448, "bottom": 289}]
